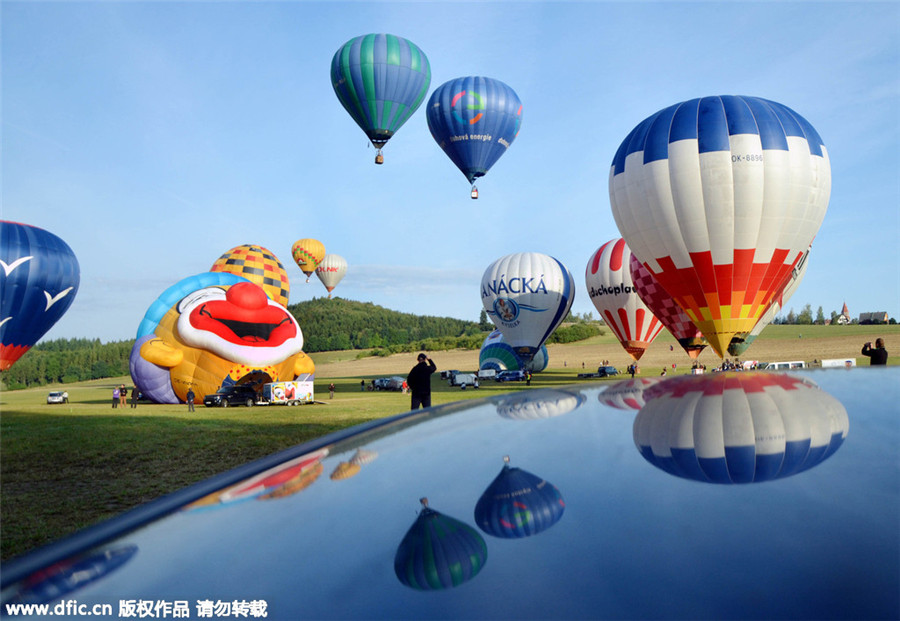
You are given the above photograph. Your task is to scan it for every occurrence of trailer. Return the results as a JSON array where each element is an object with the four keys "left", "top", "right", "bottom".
[{"left": 262, "top": 381, "right": 314, "bottom": 405}]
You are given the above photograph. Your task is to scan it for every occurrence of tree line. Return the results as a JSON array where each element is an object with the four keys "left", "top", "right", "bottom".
[
  {"left": 1, "top": 298, "right": 605, "bottom": 389},
  {"left": 773, "top": 304, "right": 896, "bottom": 325}
]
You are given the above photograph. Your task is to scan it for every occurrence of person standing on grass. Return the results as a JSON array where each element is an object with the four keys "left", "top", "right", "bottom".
[
  {"left": 119, "top": 384, "right": 128, "bottom": 408},
  {"left": 329, "top": 383, "right": 335, "bottom": 399},
  {"left": 407, "top": 353, "right": 437, "bottom": 410},
  {"left": 862, "top": 338, "right": 888, "bottom": 365},
  {"left": 112, "top": 386, "right": 120, "bottom": 408},
  {"left": 131, "top": 388, "right": 139, "bottom": 408},
  {"left": 186, "top": 388, "right": 195, "bottom": 412}
]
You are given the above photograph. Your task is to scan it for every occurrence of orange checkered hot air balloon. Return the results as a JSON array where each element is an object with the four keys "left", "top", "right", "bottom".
[
  {"left": 291, "top": 238, "right": 326, "bottom": 283},
  {"left": 609, "top": 96, "right": 830, "bottom": 357}
]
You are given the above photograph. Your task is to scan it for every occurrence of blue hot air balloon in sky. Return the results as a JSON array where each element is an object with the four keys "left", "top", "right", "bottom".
[
  {"left": 394, "top": 498, "right": 487, "bottom": 591},
  {"left": 426, "top": 76, "right": 522, "bottom": 197},
  {"left": 331, "top": 33, "right": 431, "bottom": 164},
  {"left": 1, "top": 221, "right": 80, "bottom": 370}
]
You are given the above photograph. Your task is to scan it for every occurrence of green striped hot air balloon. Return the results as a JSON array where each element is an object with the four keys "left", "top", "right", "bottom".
[{"left": 330, "top": 33, "right": 431, "bottom": 164}]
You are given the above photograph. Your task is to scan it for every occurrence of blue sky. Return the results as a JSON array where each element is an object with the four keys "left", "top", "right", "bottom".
[{"left": 3, "top": 1, "right": 898, "bottom": 343}]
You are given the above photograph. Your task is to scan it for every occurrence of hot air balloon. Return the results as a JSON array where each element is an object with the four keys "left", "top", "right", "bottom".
[
  {"left": 629, "top": 253, "right": 707, "bottom": 359},
  {"left": 481, "top": 252, "right": 575, "bottom": 362},
  {"left": 475, "top": 456, "right": 565, "bottom": 538},
  {"left": 598, "top": 377, "right": 661, "bottom": 411},
  {"left": 331, "top": 33, "right": 431, "bottom": 164},
  {"left": 633, "top": 373, "right": 848, "bottom": 484},
  {"left": 1, "top": 221, "right": 80, "bottom": 370},
  {"left": 609, "top": 96, "right": 831, "bottom": 357},
  {"left": 728, "top": 247, "right": 810, "bottom": 357},
  {"left": 426, "top": 76, "right": 523, "bottom": 198},
  {"left": 315, "top": 254, "right": 347, "bottom": 298},
  {"left": 210, "top": 244, "right": 290, "bottom": 307},
  {"left": 585, "top": 239, "right": 664, "bottom": 361},
  {"left": 495, "top": 390, "right": 585, "bottom": 421},
  {"left": 291, "top": 238, "right": 326, "bottom": 283},
  {"left": 394, "top": 498, "right": 487, "bottom": 591},
  {"left": 479, "top": 329, "right": 548, "bottom": 373}
]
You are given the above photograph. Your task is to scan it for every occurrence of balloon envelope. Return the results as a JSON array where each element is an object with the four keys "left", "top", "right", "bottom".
[
  {"left": 629, "top": 253, "right": 707, "bottom": 359},
  {"left": 481, "top": 252, "right": 575, "bottom": 362},
  {"left": 609, "top": 96, "right": 831, "bottom": 357},
  {"left": 394, "top": 500, "right": 487, "bottom": 591},
  {"left": 475, "top": 460, "right": 565, "bottom": 538},
  {"left": 633, "top": 372, "right": 848, "bottom": 484},
  {"left": 331, "top": 33, "right": 431, "bottom": 152},
  {"left": 585, "top": 239, "right": 664, "bottom": 360},
  {"left": 1, "top": 221, "right": 80, "bottom": 370},
  {"left": 315, "top": 254, "right": 347, "bottom": 296},
  {"left": 291, "top": 238, "right": 326, "bottom": 280},
  {"left": 479, "top": 329, "right": 548, "bottom": 373},
  {"left": 427, "top": 76, "right": 522, "bottom": 186}
]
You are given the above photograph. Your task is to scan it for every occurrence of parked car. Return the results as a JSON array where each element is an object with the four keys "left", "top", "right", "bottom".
[
  {"left": 203, "top": 384, "right": 259, "bottom": 408},
  {"left": 449, "top": 373, "right": 477, "bottom": 387},
  {"left": 496, "top": 370, "right": 526, "bottom": 382},
  {"left": 372, "top": 376, "right": 405, "bottom": 391},
  {"left": 46, "top": 391, "right": 68, "bottom": 404},
  {"left": 597, "top": 366, "right": 619, "bottom": 377},
  {"left": 439, "top": 370, "right": 460, "bottom": 380}
]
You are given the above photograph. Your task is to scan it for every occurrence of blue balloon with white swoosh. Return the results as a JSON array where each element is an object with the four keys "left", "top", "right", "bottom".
[{"left": 1, "top": 221, "right": 80, "bottom": 370}]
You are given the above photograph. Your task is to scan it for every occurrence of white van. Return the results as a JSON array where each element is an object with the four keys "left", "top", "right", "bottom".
[{"left": 763, "top": 361, "right": 807, "bottom": 370}]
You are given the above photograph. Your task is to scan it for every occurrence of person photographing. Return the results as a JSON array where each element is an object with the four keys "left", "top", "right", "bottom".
[
  {"left": 862, "top": 338, "right": 888, "bottom": 365},
  {"left": 407, "top": 353, "right": 437, "bottom": 409}
]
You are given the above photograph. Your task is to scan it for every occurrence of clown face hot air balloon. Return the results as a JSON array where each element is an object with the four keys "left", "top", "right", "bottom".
[
  {"left": 210, "top": 244, "right": 290, "bottom": 307},
  {"left": 629, "top": 253, "right": 707, "bottom": 359},
  {"left": 633, "top": 373, "right": 848, "bottom": 484},
  {"left": 609, "top": 96, "right": 830, "bottom": 357},
  {"left": 427, "top": 76, "right": 523, "bottom": 198},
  {"left": 291, "top": 238, "right": 326, "bottom": 283},
  {"left": 394, "top": 498, "right": 487, "bottom": 591},
  {"left": 728, "top": 246, "right": 810, "bottom": 357},
  {"left": 331, "top": 33, "right": 431, "bottom": 164},
  {"left": 586, "top": 239, "right": 664, "bottom": 361},
  {"left": 1, "top": 221, "right": 80, "bottom": 370},
  {"left": 475, "top": 457, "right": 565, "bottom": 538},
  {"left": 481, "top": 252, "right": 575, "bottom": 362},
  {"left": 315, "top": 254, "right": 347, "bottom": 298}
]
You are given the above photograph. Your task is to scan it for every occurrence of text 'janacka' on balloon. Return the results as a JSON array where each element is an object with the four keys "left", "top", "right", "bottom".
[
  {"left": 481, "top": 252, "right": 575, "bottom": 362},
  {"left": 331, "top": 33, "right": 431, "bottom": 164},
  {"left": 585, "top": 238, "right": 664, "bottom": 361},
  {"left": 609, "top": 95, "right": 830, "bottom": 357},
  {"left": 427, "top": 76, "right": 522, "bottom": 198},
  {"left": 1, "top": 221, "right": 80, "bottom": 370}
]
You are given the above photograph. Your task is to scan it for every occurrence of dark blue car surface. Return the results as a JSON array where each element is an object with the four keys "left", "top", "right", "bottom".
[{"left": 2, "top": 368, "right": 898, "bottom": 620}]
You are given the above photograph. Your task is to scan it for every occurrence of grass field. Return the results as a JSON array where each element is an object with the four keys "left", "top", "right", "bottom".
[{"left": 2, "top": 324, "right": 896, "bottom": 561}]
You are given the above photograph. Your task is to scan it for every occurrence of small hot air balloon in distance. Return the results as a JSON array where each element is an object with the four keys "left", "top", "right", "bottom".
[
  {"left": 394, "top": 498, "right": 487, "bottom": 591},
  {"left": 629, "top": 253, "right": 707, "bottom": 360},
  {"left": 427, "top": 76, "right": 522, "bottom": 198},
  {"left": 331, "top": 33, "right": 431, "bottom": 164},
  {"left": 633, "top": 373, "right": 848, "bottom": 484},
  {"left": 1, "top": 221, "right": 80, "bottom": 370},
  {"left": 315, "top": 254, "right": 347, "bottom": 298},
  {"left": 585, "top": 239, "right": 664, "bottom": 361},
  {"left": 481, "top": 252, "right": 575, "bottom": 363},
  {"left": 291, "top": 238, "right": 326, "bottom": 283},
  {"left": 474, "top": 457, "right": 565, "bottom": 538},
  {"left": 609, "top": 95, "right": 830, "bottom": 357},
  {"left": 210, "top": 244, "right": 290, "bottom": 307}
]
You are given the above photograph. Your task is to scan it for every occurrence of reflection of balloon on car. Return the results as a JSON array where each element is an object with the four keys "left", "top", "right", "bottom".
[
  {"left": 475, "top": 456, "right": 565, "bottom": 538},
  {"left": 495, "top": 389, "right": 585, "bottom": 420},
  {"left": 129, "top": 273, "right": 313, "bottom": 404},
  {"left": 481, "top": 252, "right": 574, "bottom": 363},
  {"left": 586, "top": 239, "right": 664, "bottom": 361},
  {"left": 394, "top": 498, "right": 487, "bottom": 591},
  {"left": 1, "top": 221, "right": 80, "bottom": 370},
  {"left": 331, "top": 33, "right": 431, "bottom": 165},
  {"left": 315, "top": 254, "right": 347, "bottom": 298},
  {"left": 427, "top": 76, "right": 522, "bottom": 198},
  {"left": 609, "top": 96, "right": 831, "bottom": 357},
  {"left": 291, "top": 238, "right": 326, "bottom": 283},
  {"left": 633, "top": 373, "right": 848, "bottom": 484},
  {"left": 598, "top": 377, "right": 661, "bottom": 411},
  {"left": 479, "top": 329, "right": 548, "bottom": 373}
]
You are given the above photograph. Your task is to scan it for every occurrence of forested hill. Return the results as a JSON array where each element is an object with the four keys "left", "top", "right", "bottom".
[{"left": 288, "top": 297, "right": 483, "bottom": 353}]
